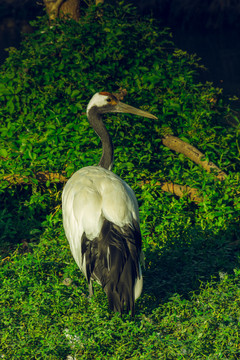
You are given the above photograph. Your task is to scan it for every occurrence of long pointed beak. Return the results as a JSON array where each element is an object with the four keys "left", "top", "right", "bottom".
[{"left": 114, "top": 101, "right": 158, "bottom": 120}]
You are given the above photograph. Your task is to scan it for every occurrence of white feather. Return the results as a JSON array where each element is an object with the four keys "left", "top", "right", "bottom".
[
  {"left": 86, "top": 93, "right": 108, "bottom": 116},
  {"left": 134, "top": 264, "right": 143, "bottom": 300},
  {"left": 62, "top": 166, "right": 140, "bottom": 274}
]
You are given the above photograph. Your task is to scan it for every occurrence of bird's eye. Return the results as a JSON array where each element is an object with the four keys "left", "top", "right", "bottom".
[{"left": 106, "top": 98, "right": 111, "bottom": 103}]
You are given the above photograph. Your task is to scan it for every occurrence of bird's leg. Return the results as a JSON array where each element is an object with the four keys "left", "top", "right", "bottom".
[{"left": 88, "top": 280, "right": 94, "bottom": 298}]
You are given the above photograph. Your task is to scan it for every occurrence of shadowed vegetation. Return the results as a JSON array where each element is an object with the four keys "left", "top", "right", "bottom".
[{"left": 0, "top": 2, "right": 240, "bottom": 359}]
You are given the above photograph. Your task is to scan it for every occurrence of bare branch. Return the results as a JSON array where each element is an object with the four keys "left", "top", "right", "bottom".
[
  {"left": 162, "top": 135, "right": 227, "bottom": 181},
  {"left": 2, "top": 171, "right": 67, "bottom": 186},
  {"left": 141, "top": 180, "right": 203, "bottom": 203}
]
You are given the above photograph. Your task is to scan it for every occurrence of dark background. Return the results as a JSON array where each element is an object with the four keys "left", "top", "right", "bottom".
[{"left": 0, "top": 0, "right": 240, "bottom": 99}]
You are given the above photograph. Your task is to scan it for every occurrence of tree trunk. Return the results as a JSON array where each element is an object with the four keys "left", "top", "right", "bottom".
[{"left": 43, "top": 0, "right": 80, "bottom": 21}]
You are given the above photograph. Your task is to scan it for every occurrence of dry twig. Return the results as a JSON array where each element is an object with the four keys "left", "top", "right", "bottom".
[
  {"left": 162, "top": 135, "right": 227, "bottom": 181},
  {"left": 141, "top": 180, "right": 203, "bottom": 203}
]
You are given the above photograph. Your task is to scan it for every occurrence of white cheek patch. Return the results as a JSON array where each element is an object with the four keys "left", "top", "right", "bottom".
[{"left": 87, "top": 93, "right": 108, "bottom": 115}]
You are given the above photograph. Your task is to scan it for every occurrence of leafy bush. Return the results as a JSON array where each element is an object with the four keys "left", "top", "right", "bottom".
[{"left": 0, "top": 1, "right": 240, "bottom": 359}]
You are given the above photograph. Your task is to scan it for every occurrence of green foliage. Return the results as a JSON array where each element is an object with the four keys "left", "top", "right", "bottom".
[{"left": 0, "top": 1, "right": 240, "bottom": 359}]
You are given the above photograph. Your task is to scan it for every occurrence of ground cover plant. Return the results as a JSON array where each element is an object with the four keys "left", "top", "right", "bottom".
[{"left": 1, "top": 2, "right": 240, "bottom": 359}]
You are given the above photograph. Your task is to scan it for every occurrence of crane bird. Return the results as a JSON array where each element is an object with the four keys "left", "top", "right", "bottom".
[{"left": 62, "top": 91, "right": 157, "bottom": 316}]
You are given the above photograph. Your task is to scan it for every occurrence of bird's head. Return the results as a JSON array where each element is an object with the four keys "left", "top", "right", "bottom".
[{"left": 87, "top": 92, "right": 158, "bottom": 120}]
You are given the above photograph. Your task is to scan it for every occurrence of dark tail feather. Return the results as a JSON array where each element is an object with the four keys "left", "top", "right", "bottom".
[
  {"left": 81, "top": 219, "right": 142, "bottom": 316},
  {"left": 102, "top": 220, "right": 141, "bottom": 316},
  {"left": 104, "top": 253, "right": 136, "bottom": 316}
]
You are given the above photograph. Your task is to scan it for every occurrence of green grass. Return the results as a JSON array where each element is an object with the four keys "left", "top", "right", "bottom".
[{"left": 1, "top": 1, "right": 240, "bottom": 358}]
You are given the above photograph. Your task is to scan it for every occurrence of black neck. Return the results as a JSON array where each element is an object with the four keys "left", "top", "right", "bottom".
[{"left": 88, "top": 107, "right": 114, "bottom": 170}]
